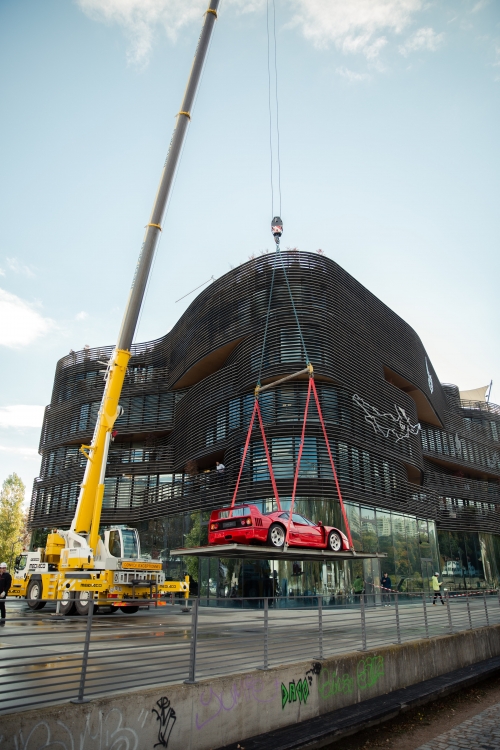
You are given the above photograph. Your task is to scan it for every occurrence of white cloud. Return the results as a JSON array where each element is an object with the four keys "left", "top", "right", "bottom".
[
  {"left": 78, "top": 0, "right": 426, "bottom": 65},
  {"left": 5, "top": 257, "right": 35, "bottom": 278},
  {"left": 77, "top": 0, "right": 208, "bottom": 65},
  {"left": 288, "top": 0, "right": 422, "bottom": 56},
  {"left": 0, "top": 268, "right": 4, "bottom": 276},
  {"left": 0, "top": 288, "right": 54, "bottom": 347},
  {"left": 336, "top": 66, "right": 371, "bottom": 82},
  {"left": 399, "top": 27, "right": 444, "bottom": 56},
  {"left": 0, "top": 405, "right": 45, "bottom": 429},
  {"left": 0, "top": 445, "right": 39, "bottom": 457},
  {"left": 76, "top": 311, "right": 89, "bottom": 321}
]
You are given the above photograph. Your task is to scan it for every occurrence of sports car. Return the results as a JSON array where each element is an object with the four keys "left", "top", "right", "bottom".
[{"left": 208, "top": 504, "right": 350, "bottom": 551}]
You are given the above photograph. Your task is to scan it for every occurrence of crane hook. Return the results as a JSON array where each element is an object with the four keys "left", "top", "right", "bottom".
[{"left": 271, "top": 216, "right": 283, "bottom": 245}]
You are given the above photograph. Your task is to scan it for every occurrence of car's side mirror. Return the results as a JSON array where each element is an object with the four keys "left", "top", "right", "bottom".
[{"left": 318, "top": 521, "right": 323, "bottom": 526}]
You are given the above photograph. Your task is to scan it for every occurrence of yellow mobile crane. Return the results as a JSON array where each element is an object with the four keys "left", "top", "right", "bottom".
[{"left": 9, "top": 1, "right": 220, "bottom": 616}]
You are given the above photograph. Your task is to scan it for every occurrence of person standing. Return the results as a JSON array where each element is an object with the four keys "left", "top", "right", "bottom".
[
  {"left": 0, "top": 563, "right": 12, "bottom": 622},
  {"left": 215, "top": 461, "right": 225, "bottom": 477},
  {"left": 381, "top": 572, "right": 392, "bottom": 606},
  {"left": 431, "top": 572, "right": 444, "bottom": 605}
]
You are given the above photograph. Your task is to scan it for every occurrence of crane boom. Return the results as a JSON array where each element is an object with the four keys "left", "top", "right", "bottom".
[{"left": 71, "top": 0, "right": 220, "bottom": 550}]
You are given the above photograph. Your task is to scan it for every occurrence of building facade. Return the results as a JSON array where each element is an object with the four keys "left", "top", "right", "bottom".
[{"left": 30, "top": 252, "right": 500, "bottom": 601}]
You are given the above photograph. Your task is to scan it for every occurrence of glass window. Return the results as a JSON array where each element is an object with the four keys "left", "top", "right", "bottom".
[
  {"left": 272, "top": 437, "right": 294, "bottom": 479},
  {"left": 376, "top": 510, "right": 395, "bottom": 577},
  {"left": 297, "top": 437, "right": 318, "bottom": 478},
  {"left": 228, "top": 398, "right": 240, "bottom": 431},
  {"left": 345, "top": 502, "right": 362, "bottom": 552},
  {"left": 108, "top": 530, "right": 122, "bottom": 557},
  {"left": 121, "top": 529, "right": 139, "bottom": 559},
  {"left": 360, "top": 506, "right": 377, "bottom": 554},
  {"left": 280, "top": 330, "right": 303, "bottom": 362},
  {"left": 216, "top": 406, "right": 226, "bottom": 441}
]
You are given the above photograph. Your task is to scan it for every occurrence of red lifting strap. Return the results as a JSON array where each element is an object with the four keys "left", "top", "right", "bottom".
[
  {"left": 284, "top": 377, "right": 354, "bottom": 550},
  {"left": 230, "top": 398, "right": 281, "bottom": 511}
]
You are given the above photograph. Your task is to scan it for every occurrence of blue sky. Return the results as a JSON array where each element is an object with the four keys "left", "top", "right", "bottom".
[{"left": 0, "top": 0, "right": 499, "bottom": 501}]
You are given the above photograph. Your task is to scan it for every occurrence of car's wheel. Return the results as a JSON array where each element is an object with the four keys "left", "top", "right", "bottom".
[
  {"left": 327, "top": 530, "right": 342, "bottom": 552},
  {"left": 120, "top": 605, "right": 139, "bottom": 614},
  {"left": 59, "top": 589, "right": 76, "bottom": 616},
  {"left": 26, "top": 579, "right": 46, "bottom": 610},
  {"left": 74, "top": 590, "right": 95, "bottom": 616},
  {"left": 267, "top": 523, "right": 286, "bottom": 549}
]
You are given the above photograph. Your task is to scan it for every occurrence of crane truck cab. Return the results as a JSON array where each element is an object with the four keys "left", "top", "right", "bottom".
[{"left": 9, "top": 526, "right": 189, "bottom": 615}]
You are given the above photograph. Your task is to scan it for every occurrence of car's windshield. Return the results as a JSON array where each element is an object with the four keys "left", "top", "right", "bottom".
[{"left": 279, "top": 513, "right": 315, "bottom": 525}]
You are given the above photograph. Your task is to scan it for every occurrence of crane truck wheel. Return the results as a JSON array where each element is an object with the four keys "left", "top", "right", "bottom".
[
  {"left": 26, "top": 579, "right": 46, "bottom": 610},
  {"left": 120, "top": 606, "right": 139, "bottom": 614},
  {"left": 74, "top": 591, "right": 98, "bottom": 616},
  {"left": 59, "top": 590, "right": 76, "bottom": 616}
]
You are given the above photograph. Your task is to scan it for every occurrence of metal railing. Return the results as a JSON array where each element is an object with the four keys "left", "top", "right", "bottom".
[{"left": 1, "top": 589, "right": 499, "bottom": 716}]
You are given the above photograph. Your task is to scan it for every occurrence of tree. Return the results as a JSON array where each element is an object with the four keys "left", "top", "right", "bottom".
[{"left": 0, "top": 474, "right": 27, "bottom": 570}]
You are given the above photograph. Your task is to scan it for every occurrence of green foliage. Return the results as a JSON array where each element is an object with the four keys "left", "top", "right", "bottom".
[
  {"left": 183, "top": 511, "right": 209, "bottom": 582},
  {"left": 0, "top": 474, "right": 27, "bottom": 570}
]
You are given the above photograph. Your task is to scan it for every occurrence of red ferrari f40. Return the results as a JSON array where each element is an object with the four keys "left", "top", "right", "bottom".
[{"left": 208, "top": 505, "right": 350, "bottom": 551}]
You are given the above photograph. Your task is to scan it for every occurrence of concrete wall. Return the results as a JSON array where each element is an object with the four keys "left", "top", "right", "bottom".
[{"left": 1, "top": 625, "right": 499, "bottom": 750}]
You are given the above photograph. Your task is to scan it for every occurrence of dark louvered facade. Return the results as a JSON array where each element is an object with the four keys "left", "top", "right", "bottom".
[{"left": 29, "top": 251, "right": 500, "bottom": 595}]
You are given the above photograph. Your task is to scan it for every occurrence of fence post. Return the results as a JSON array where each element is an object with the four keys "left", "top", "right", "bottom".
[
  {"left": 466, "top": 590, "right": 472, "bottom": 630},
  {"left": 359, "top": 594, "right": 367, "bottom": 652},
  {"left": 445, "top": 591, "right": 453, "bottom": 634},
  {"left": 394, "top": 592, "right": 402, "bottom": 645},
  {"left": 318, "top": 596, "right": 324, "bottom": 660},
  {"left": 422, "top": 593, "right": 429, "bottom": 639},
  {"left": 483, "top": 592, "right": 490, "bottom": 627},
  {"left": 71, "top": 599, "right": 94, "bottom": 704},
  {"left": 184, "top": 599, "right": 199, "bottom": 684}
]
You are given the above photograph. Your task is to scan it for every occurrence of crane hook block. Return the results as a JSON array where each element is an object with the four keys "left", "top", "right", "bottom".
[{"left": 271, "top": 216, "right": 283, "bottom": 244}]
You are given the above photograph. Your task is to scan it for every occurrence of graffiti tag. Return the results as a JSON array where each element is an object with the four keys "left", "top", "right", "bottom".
[
  {"left": 318, "top": 670, "right": 354, "bottom": 699},
  {"left": 152, "top": 696, "right": 176, "bottom": 749},
  {"left": 357, "top": 655, "right": 384, "bottom": 690},
  {"left": 195, "top": 675, "right": 280, "bottom": 730},
  {"left": 281, "top": 678, "right": 309, "bottom": 710}
]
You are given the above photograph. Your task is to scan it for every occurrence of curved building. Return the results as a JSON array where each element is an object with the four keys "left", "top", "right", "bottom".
[{"left": 30, "top": 251, "right": 500, "bottom": 599}]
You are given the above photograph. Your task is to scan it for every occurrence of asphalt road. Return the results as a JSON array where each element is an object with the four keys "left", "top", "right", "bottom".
[{"left": 1, "top": 595, "right": 498, "bottom": 715}]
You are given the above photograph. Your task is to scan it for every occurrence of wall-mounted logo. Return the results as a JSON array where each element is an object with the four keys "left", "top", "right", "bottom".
[
  {"left": 353, "top": 395, "right": 421, "bottom": 443},
  {"left": 425, "top": 357, "right": 434, "bottom": 394}
]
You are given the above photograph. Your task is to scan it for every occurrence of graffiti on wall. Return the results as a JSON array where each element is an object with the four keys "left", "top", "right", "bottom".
[
  {"left": 357, "top": 655, "right": 384, "bottom": 691},
  {"left": 1, "top": 706, "right": 144, "bottom": 750},
  {"left": 281, "top": 678, "right": 310, "bottom": 709},
  {"left": 152, "top": 696, "right": 177, "bottom": 749},
  {"left": 318, "top": 655, "right": 384, "bottom": 700},
  {"left": 195, "top": 675, "right": 280, "bottom": 730}
]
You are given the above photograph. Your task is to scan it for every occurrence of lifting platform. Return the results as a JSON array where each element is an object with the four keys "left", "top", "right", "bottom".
[{"left": 171, "top": 543, "right": 387, "bottom": 562}]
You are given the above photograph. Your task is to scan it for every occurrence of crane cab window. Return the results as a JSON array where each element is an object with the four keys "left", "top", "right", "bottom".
[
  {"left": 109, "top": 531, "right": 122, "bottom": 558},
  {"left": 15, "top": 555, "right": 27, "bottom": 571},
  {"left": 121, "top": 530, "right": 139, "bottom": 559}
]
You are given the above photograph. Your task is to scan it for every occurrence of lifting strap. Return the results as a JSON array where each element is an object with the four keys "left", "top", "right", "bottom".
[
  {"left": 230, "top": 397, "right": 281, "bottom": 511},
  {"left": 284, "top": 375, "right": 354, "bottom": 551}
]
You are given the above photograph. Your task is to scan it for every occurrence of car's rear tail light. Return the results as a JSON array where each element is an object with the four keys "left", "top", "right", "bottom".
[
  {"left": 241, "top": 518, "right": 252, "bottom": 526},
  {"left": 210, "top": 523, "right": 219, "bottom": 531}
]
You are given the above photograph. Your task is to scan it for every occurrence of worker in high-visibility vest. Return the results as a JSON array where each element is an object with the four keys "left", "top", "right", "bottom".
[{"left": 431, "top": 572, "right": 444, "bottom": 605}]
